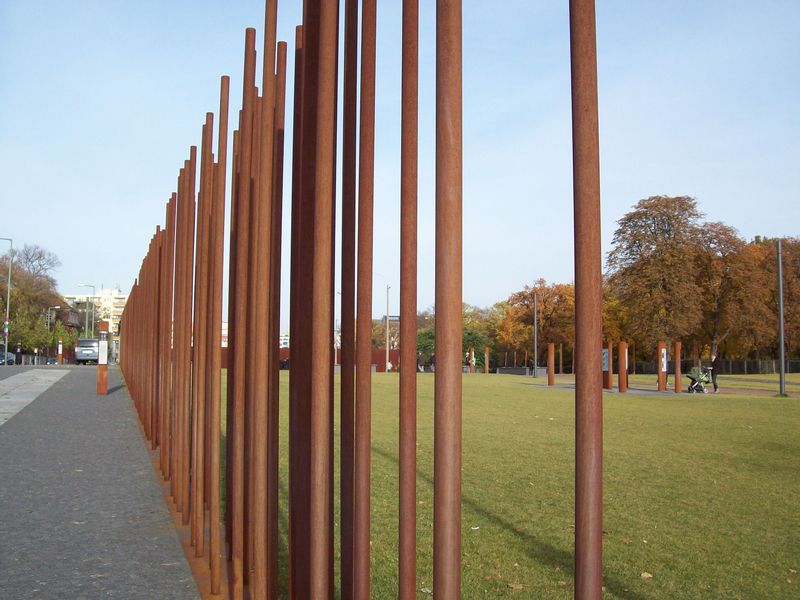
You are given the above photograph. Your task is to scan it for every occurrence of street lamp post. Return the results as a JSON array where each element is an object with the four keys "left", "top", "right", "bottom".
[
  {"left": 46, "top": 306, "right": 60, "bottom": 361},
  {"left": 78, "top": 283, "right": 96, "bottom": 337},
  {"left": 1, "top": 237, "right": 12, "bottom": 364}
]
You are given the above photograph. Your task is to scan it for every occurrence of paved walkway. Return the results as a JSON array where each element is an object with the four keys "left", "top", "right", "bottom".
[{"left": 0, "top": 366, "right": 199, "bottom": 600}]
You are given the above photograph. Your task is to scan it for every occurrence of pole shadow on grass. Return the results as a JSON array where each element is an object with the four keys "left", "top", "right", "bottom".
[{"left": 373, "top": 446, "right": 648, "bottom": 600}]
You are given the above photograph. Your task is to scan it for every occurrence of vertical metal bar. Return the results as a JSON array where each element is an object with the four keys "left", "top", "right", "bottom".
[
  {"left": 310, "top": 0, "right": 337, "bottom": 595},
  {"left": 657, "top": 341, "right": 666, "bottom": 391},
  {"left": 191, "top": 114, "right": 214, "bottom": 555},
  {"left": 548, "top": 343, "right": 555, "bottom": 385},
  {"left": 674, "top": 340, "right": 682, "bottom": 393},
  {"left": 251, "top": 3, "right": 280, "bottom": 595},
  {"left": 777, "top": 239, "right": 786, "bottom": 396},
  {"left": 434, "top": 0, "right": 462, "bottom": 597},
  {"left": 208, "top": 74, "right": 229, "bottom": 596},
  {"left": 230, "top": 28, "right": 257, "bottom": 600},
  {"left": 181, "top": 146, "right": 197, "bottom": 528},
  {"left": 533, "top": 291, "right": 538, "bottom": 376},
  {"left": 268, "top": 40, "right": 288, "bottom": 600},
  {"left": 340, "top": 0, "right": 358, "bottom": 593},
  {"left": 618, "top": 341, "right": 628, "bottom": 393},
  {"left": 355, "top": 0, "right": 377, "bottom": 597},
  {"left": 288, "top": 22, "right": 310, "bottom": 599},
  {"left": 569, "top": 0, "right": 604, "bottom": 596}
]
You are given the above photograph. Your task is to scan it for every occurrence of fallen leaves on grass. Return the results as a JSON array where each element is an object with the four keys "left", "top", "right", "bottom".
[
  {"left": 641, "top": 572, "right": 653, "bottom": 580},
  {"left": 507, "top": 582, "right": 523, "bottom": 590}
]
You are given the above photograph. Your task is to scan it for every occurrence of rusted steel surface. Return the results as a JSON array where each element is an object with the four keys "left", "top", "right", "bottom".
[
  {"left": 657, "top": 341, "right": 666, "bottom": 392},
  {"left": 309, "top": 0, "right": 337, "bottom": 595},
  {"left": 603, "top": 341, "right": 613, "bottom": 389},
  {"left": 548, "top": 343, "right": 556, "bottom": 385},
  {"left": 399, "top": 7, "right": 419, "bottom": 592},
  {"left": 434, "top": 1, "right": 463, "bottom": 598},
  {"left": 618, "top": 341, "right": 628, "bottom": 393},
  {"left": 354, "top": 0, "right": 377, "bottom": 598},
  {"left": 288, "top": 22, "right": 310, "bottom": 600},
  {"left": 268, "top": 39, "right": 287, "bottom": 600},
  {"left": 570, "top": 0, "right": 604, "bottom": 597},
  {"left": 674, "top": 341, "right": 682, "bottom": 393},
  {"left": 340, "top": 1, "right": 357, "bottom": 595},
  {"left": 208, "top": 74, "right": 229, "bottom": 595}
]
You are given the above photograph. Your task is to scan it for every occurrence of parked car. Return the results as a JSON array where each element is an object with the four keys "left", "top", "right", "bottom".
[
  {"left": 75, "top": 338, "right": 99, "bottom": 365},
  {"left": 0, "top": 352, "right": 15, "bottom": 365}
]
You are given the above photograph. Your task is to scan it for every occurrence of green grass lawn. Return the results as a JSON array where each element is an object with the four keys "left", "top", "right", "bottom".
[{"left": 219, "top": 371, "right": 799, "bottom": 598}]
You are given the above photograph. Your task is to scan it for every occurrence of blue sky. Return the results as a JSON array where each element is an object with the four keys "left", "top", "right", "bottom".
[{"left": 1, "top": 1, "right": 798, "bottom": 329}]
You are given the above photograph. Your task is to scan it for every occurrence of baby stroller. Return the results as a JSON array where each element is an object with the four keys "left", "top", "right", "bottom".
[{"left": 686, "top": 366, "right": 712, "bottom": 394}]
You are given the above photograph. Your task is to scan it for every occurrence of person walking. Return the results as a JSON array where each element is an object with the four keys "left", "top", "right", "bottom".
[{"left": 710, "top": 353, "right": 721, "bottom": 393}]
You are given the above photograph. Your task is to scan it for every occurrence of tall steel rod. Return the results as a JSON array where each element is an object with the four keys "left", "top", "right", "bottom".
[
  {"left": 208, "top": 74, "right": 229, "bottom": 595},
  {"left": 181, "top": 146, "right": 197, "bottom": 528},
  {"left": 230, "top": 28, "right": 257, "bottom": 600},
  {"left": 354, "top": 0, "right": 377, "bottom": 597},
  {"left": 251, "top": 2, "right": 279, "bottom": 595},
  {"left": 569, "top": 0, "right": 604, "bottom": 597},
  {"left": 434, "top": 1, "right": 463, "bottom": 597},
  {"left": 399, "top": 0, "right": 419, "bottom": 597},
  {"left": 288, "top": 21, "right": 311, "bottom": 599},
  {"left": 191, "top": 114, "right": 214, "bottom": 555},
  {"left": 160, "top": 195, "right": 176, "bottom": 480},
  {"left": 340, "top": 0, "right": 358, "bottom": 596},
  {"left": 268, "top": 41, "right": 288, "bottom": 600},
  {"left": 309, "top": 0, "right": 337, "bottom": 595},
  {"left": 777, "top": 239, "right": 786, "bottom": 396}
]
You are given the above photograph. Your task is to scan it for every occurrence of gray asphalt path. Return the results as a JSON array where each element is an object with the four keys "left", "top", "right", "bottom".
[
  {"left": 0, "top": 367, "right": 71, "bottom": 426},
  {"left": 0, "top": 365, "right": 199, "bottom": 600}
]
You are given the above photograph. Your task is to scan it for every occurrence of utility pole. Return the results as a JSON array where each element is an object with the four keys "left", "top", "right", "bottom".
[
  {"left": 532, "top": 290, "right": 538, "bottom": 377},
  {"left": 1, "top": 238, "right": 12, "bottom": 363},
  {"left": 79, "top": 283, "right": 96, "bottom": 337},
  {"left": 777, "top": 239, "right": 786, "bottom": 396},
  {"left": 386, "top": 284, "right": 391, "bottom": 370}
]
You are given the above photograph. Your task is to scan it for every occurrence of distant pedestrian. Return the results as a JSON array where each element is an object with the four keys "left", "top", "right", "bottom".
[
  {"left": 710, "top": 353, "right": 721, "bottom": 393},
  {"left": 430, "top": 353, "right": 435, "bottom": 373}
]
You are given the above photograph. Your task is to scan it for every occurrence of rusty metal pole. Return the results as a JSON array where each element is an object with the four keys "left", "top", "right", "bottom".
[
  {"left": 354, "top": 0, "right": 377, "bottom": 597},
  {"left": 618, "top": 341, "right": 628, "bottom": 393},
  {"left": 603, "top": 341, "right": 613, "bottom": 389},
  {"left": 468, "top": 348, "right": 475, "bottom": 373},
  {"left": 267, "top": 39, "right": 287, "bottom": 600},
  {"left": 434, "top": 1, "right": 463, "bottom": 597},
  {"left": 570, "top": 0, "right": 604, "bottom": 597},
  {"left": 657, "top": 341, "right": 666, "bottom": 392},
  {"left": 160, "top": 196, "right": 176, "bottom": 480},
  {"left": 207, "top": 74, "right": 229, "bottom": 596},
  {"left": 340, "top": 0, "right": 358, "bottom": 595},
  {"left": 674, "top": 340, "right": 682, "bottom": 393},
  {"left": 559, "top": 343, "right": 563, "bottom": 375},
  {"left": 307, "top": 0, "right": 338, "bottom": 596},
  {"left": 289, "top": 21, "right": 312, "bottom": 598},
  {"left": 181, "top": 147, "right": 197, "bottom": 528},
  {"left": 483, "top": 347, "right": 489, "bottom": 374},
  {"left": 548, "top": 343, "right": 555, "bottom": 386},
  {"left": 191, "top": 114, "right": 214, "bottom": 555},
  {"left": 229, "top": 28, "right": 257, "bottom": 600},
  {"left": 250, "top": 4, "right": 280, "bottom": 596},
  {"left": 399, "top": 8, "right": 418, "bottom": 595}
]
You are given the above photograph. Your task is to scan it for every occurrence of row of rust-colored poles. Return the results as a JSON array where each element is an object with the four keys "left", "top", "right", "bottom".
[
  {"left": 120, "top": 71, "right": 230, "bottom": 596},
  {"left": 120, "top": 1, "right": 607, "bottom": 599}
]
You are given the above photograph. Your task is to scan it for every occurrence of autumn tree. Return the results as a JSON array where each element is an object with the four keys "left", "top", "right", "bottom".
[
  {"left": 607, "top": 196, "right": 705, "bottom": 353},
  {"left": 0, "top": 244, "right": 67, "bottom": 352},
  {"left": 691, "top": 223, "right": 773, "bottom": 357}
]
